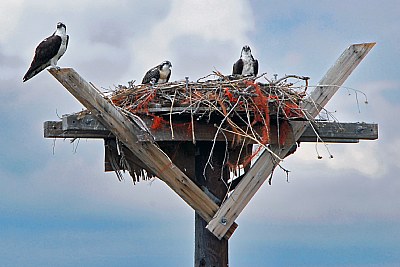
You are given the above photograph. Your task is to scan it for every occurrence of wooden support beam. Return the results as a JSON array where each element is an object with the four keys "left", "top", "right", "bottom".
[
  {"left": 300, "top": 121, "right": 378, "bottom": 142},
  {"left": 44, "top": 115, "right": 378, "bottom": 143},
  {"left": 48, "top": 68, "right": 237, "bottom": 239},
  {"left": 206, "top": 42, "right": 376, "bottom": 239},
  {"left": 44, "top": 120, "right": 112, "bottom": 139}
]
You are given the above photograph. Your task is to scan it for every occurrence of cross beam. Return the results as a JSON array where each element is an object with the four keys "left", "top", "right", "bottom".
[
  {"left": 44, "top": 115, "right": 378, "bottom": 143},
  {"left": 48, "top": 68, "right": 238, "bottom": 239},
  {"left": 206, "top": 42, "right": 376, "bottom": 239}
]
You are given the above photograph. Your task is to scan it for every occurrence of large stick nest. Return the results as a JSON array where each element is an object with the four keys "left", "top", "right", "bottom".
[
  {"left": 106, "top": 72, "right": 310, "bottom": 182},
  {"left": 111, "top": 73, "right": 309, "bottom": 123}
]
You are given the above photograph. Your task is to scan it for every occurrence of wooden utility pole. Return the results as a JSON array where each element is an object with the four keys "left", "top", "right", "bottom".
[
  {"left": 153, "top": 141, "right": 228, "bottom": 266},
  {"left": 194, "top": 142, "right": 228, "bottom": 267},
  {"left": 43, "top": 43, "right": 377, "bottom": 266}
]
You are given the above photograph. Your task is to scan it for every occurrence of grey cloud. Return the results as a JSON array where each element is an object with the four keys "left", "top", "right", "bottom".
[
  {"left": 1, "top": 1, "right": 399, "bottom": 265},
  {"left": 84, "top": 1, "right": 173, "bottom": 48},
  {"left": 170, "top": 34, "right": 239, "bottom": 79},
  {"left": 0, "top": 47, "right": 24, "bottom": 69}
]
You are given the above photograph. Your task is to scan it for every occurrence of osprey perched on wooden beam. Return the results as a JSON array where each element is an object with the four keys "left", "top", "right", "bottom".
[
  {"left": 232, "top": 45, "right": 258, "bottom": 76},
  {"left": 23, "top": 22, "right": 69, "bottom": 82},
  {"left": 142, "top": 61, "right": 172, "bottom": 84}
]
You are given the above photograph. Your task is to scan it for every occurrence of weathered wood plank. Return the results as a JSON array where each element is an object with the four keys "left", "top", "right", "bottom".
[
  {"left": 45, "top": 115, "right": 378, "bottom": 143},
  {"left": 63, "top": 114, "right": 108, "bottom": 131},
  {"left": 301, "top": 121, "right": 378, "bottom": 142},
  {"left": 48, "top": 68, "right": 237, "bottom": 239},
  {"left": 44, "top": 121, "right": 113, "bottom": 139},
  {"left": 206, "top": 42, "right": 376, "bottom": 239}
]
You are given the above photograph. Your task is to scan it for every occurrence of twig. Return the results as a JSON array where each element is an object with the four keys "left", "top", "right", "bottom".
[
  {"left": 187, "top": 77, "right": 196, "bottom": 144},
  {"left": 272, "top": 75, "right": 310, "bottom": 86},
  {"left": 169, "top": 87, "right": 177, "bottom": 139}
]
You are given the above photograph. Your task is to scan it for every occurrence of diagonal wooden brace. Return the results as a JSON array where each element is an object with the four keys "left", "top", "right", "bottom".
[
  {"left": 206, "top": 42, "right": 376, "bottom": 240},
  {"left": 48, "top": 68, "right": 238, "bottom": 239}
]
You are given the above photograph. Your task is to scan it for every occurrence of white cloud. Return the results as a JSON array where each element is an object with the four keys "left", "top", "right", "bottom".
[
  {"left": 128, "top": 0, "right": 254, "bottom": 76},
  {"left": 324, "top": 142, "right": 383, "bottom": 177},
  {"left": 0, "top": 0, "right": 24, "bottom": 43},
  {"left": 0, "top": 138, "right": 191, "bottom": 221},
  {"left": 2, "top": 2, "right": 400, "bottom": 265}
]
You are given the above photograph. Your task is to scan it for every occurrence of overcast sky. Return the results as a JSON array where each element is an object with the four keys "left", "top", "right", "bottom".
[{"left": 1, "top": 1, "right": 399, "bottom": 266}]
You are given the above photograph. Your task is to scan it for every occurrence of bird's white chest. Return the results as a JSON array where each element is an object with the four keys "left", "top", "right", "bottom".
[
  {"left": 241, "top": 57, "right": 254, "bottom": 75},
  {"left": 56, "top": 35, "right": 68, "bottom": 59},
  {"left": 158, "top": 69, "right": 170, "bottom": 83}
]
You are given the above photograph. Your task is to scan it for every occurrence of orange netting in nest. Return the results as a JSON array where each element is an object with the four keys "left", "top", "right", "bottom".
[{"left": 109, "top": 73, "right": 309, "bottom": 172}]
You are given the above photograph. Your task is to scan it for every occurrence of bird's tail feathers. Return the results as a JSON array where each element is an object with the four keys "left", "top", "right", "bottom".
[{"left": 23, "top": 64, "right": 48, "bottom": 82}]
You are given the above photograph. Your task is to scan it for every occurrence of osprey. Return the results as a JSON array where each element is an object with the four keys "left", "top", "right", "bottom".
[
  {"left": 142, "top": 61, "right": 172, "bottom": 84},
  {"left": 23, "top": 22, "right": 69, "bottom": 82},
  {"left": 232, "top": 45, "right": 258, "bottom": 76}
]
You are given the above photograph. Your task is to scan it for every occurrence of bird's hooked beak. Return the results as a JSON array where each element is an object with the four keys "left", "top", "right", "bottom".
[
  {"left": 57, "top": 22, "right": 66, "bottom": 30},
  {"left": 242, "top": 45, "right": 251, "bottom": 53},
  {"left": 165, "top": 61, "right": 172, "bottom": 68}
]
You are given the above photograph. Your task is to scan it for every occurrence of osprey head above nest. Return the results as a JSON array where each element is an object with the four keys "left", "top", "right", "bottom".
[
  {"left": 232, "top": 45, "right": 258, "bottom": 76},
  {"left": 142, "top": 60, "right": 172, "bottom": 84},
  {"left": 23, "top": 22, "right": 69, "bottom": 82}
]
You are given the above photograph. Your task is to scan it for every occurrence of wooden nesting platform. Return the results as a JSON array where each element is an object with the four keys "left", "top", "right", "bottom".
[
  {"left": 43, "top": 62, "right": 378, "bottom": 186},
  {"left": 43, "top": 42, "right": 377, "bottom": 243},
  {"left": 45, "top": 77, "right": 377, "bottom": 181},
  {"left": 45, "top": 114, "right": 378, "bottom": 144}
]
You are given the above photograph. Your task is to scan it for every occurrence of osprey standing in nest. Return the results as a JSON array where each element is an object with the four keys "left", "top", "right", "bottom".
[
  {"left": 142, "top": 60, "right": 172, "bottom": 84},
  {"left": 23, "top": 22, "right": 69, "bottom": 82},
  {"left": 232, "top": 45, "right": 258, "bottom": 76}
]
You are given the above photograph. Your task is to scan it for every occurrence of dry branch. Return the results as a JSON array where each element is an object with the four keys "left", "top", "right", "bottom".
[{"left": 108, "top": 74, "right": 309, "bottom": 178}]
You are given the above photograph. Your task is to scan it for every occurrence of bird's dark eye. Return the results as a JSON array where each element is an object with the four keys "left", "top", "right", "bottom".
[{"left": 57, "top": 22, "right": 66, "bottom": 30}]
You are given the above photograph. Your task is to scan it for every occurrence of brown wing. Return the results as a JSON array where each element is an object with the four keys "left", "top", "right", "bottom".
[
  {"left": 23, "top": 35, "right": 62, "bottom": 82},
  {"left": 142, "top": 67, "right": 160, "bottom": 84},
  {"left": 253, "top": 59, "right": 259, "bottom": 76},
  {"left": 232, "top": 59, "right": 243, "bottom": 75}
]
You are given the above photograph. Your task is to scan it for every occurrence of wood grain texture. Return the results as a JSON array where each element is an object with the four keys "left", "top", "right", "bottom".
[
  {"left": 48, "top": 68, "right": 237, "bottom": 238},
  {"left": 206, "top": 43, "right": 376, "bottom": 239},
  {"left": 45, "top": 115, "right": 378, "bottom": 142}
]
